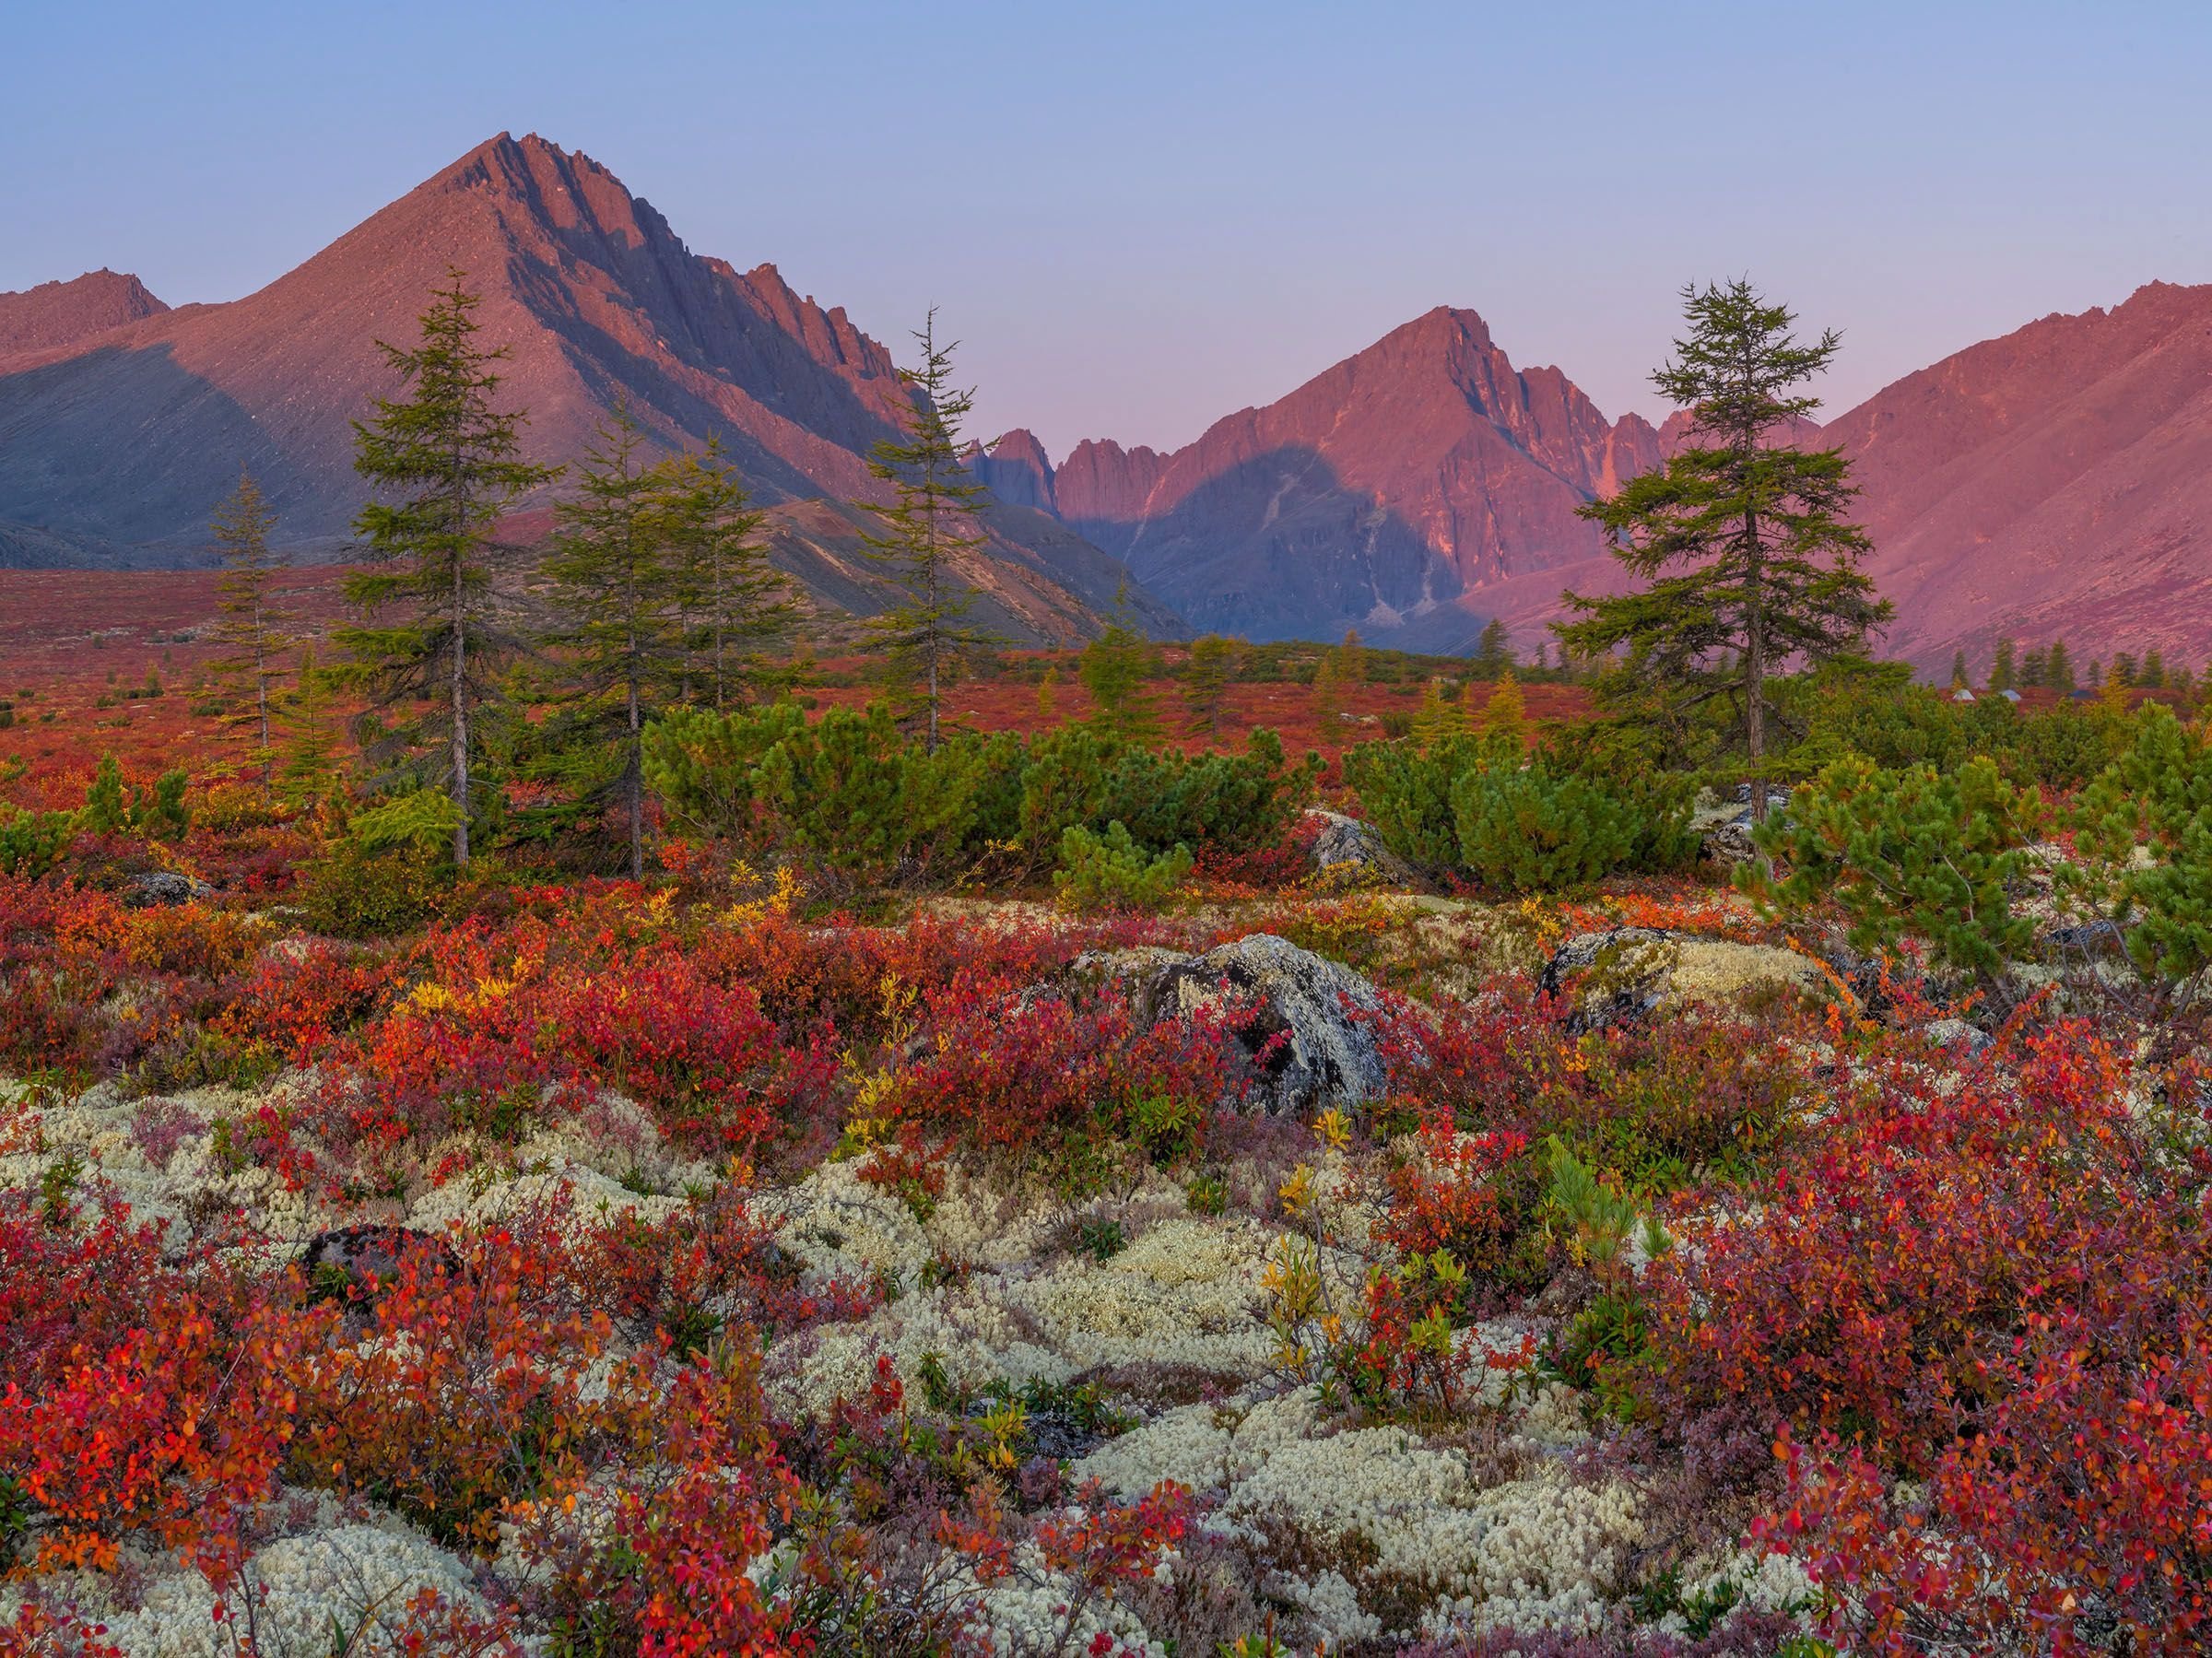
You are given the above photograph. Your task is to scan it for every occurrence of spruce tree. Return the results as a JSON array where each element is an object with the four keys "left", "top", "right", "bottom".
[
  {"left": 1950, "top": 649, "right": 1970, "bottom": 690},
  {"left": 1471, "top": 618, "right": 1513, "bottom": 679},
  {"left": 274, "top": 646, "right": 343, "bottom": 808},
  {"left": 344, "top": 270, "right": 559, "bottom": 865},
  {"left": 2141, "top": 649, "right": 2166, "bottom": 689},
  {"left": 665, "top": 436, "right": 788, "bottom": 710},
  {"left": 1990, "top": 637, "right": 2018, "bottom": 692},
  {"left": 1182, "top": 634, "right": 1241, "bottom": 735},
  {"left": 2049, "top": 638, "right": 2076, "bottom": 693},
  {"left": 1080, "top": 612, "right": 1161, "bottom": 741},
  {"left": 541, "top": 408, "right": 688, "bottom": 877},
  {"left": 857, "top": 312, "right": 993, "bottom": 752},
  {"left": 207, "top": 468, "right": 290, "bottom": 782},
  {"left": 2019, "top": 647, "right": 2048, "bottom": 689},
  {"left": 1562, "top": 279, "right": 1890, "bottom": 822}
]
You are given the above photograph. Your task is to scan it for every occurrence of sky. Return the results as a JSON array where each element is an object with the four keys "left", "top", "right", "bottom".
[{"left": 6, "top": 1, "right": 2209, "bottom": 459}]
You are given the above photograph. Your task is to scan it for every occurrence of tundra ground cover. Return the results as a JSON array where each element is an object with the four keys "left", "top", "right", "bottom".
[{"left": 2, "top": 683, "right": 2208, "bottom": 1657}]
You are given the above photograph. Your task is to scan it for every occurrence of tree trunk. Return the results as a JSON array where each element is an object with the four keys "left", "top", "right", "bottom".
[{"left": 451, "top": 567, "right": 470, "bottom": 867}]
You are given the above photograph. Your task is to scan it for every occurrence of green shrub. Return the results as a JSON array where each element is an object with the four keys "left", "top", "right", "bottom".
[
  {"left": 0, "top": 806, "right": 74, "bottom": 879},
  {"left": 1743, "top": 754, "right": 2043, "bottom": 982},
  {"left": 80, "top": 754, "right": 189, "bottom": 841},
  {"left": 752, "top": 703, "right": 981, "bottom": 881},
  {"left": 645, "top": 700, "right": 1312, "bottom": 884},
  {"left": 1452, "top": 761, "right": 1692, "bottom": 892},
  {"left": 1341, "top": 733, "right": 1482, "bottom": 869},
  {"left": 640, "top": 700, "right": 808, "bottom": 843},
  {"left": 1054, "top": 820, "right": 1192, "bottom": 911},
  {"left": 2068, "top": 703, "right": 2212, "bottom": 986}
]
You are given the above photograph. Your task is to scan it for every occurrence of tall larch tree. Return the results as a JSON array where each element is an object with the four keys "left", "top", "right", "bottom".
[
  {"left": 665, "top": 435, "right": 789, "bottom": 710},
  {"left": 207, "top": 468, "right": 290, "bottom": 782},
  {"left": 344, "top": 270, "right": 559, "bottom": 866},
  {"left": 1560, "top": 279, "right": 1891, "bottom": 822},
  {"left": 542, "top": 407, "right": 688, "bottom": 878},
  {"left": 856, "top": 311, "right": 993, "bottom": 752}
]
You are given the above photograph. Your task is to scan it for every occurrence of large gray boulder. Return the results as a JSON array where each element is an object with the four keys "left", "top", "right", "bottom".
[{"left": 1129, "top": 933, "right": 1389, "bottom": 1116}]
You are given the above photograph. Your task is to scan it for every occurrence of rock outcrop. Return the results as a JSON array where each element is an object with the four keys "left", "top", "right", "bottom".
[
  {"left": 0, "top": 268, "right": 168, "bottom": 356},
  {"left": 1077, "top": 934, "right": 1388, "bottom": 1115},
  {"left": 1539, "top": 928, "right": 1838, "bottom": 1032},
  {"left": 1302, "top": 807, "right": 1422, "bottom": 886}
]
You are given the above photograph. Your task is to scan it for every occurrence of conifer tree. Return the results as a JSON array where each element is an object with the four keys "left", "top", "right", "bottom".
[
  {"left": 1480, "top": 667, "right": 1528, "bottom": 753},
  {"left": 1182, "top": 634, "right": 1241, "bottom": 735},
  {"left": 2141, "top": 649, "right": 2166, "bottom": 689},
  {"left": 1414, "top": 677, "right": 1465, "bottom": 747},
  {"left": 1990, "top": 637, "right": 2017, "bottom": 692},
  {"left": 1080, "top": 609, "right": 1161, "bottom": 742},
  {"left": 541, "top": 408, "right": 688, "bottom": 877},
  {"left": 344, "top": 269, "right": 559, "bottom": 865},
  {"left": 2048, "top": 638, "right": 2076, "bottom": 693},
  {"left": 1471, "top": 618, "right": 1513, "bottom": 680},
  {"left": 1036, "top": 665, "right": 1060, "bottom": 723},
  {"left": 1335, "top": 627, "right": 1367, "bottom": 686},
  {"left": 1312, "top": 652, "right": 1345, "bottom": 741},
  {"left": 665, "top": 436, "right": 787, "bottom": 710},
  {"left": 2111, "top": 652, "right": 2138, "bottom": 688},
  {"left": 2019, "top": 647, "right": 2048, "bottom": 689},
  {"left": 857, "top": 312, "right": 993, "bottom": 752},
  {"left": 274, "top": 646, "right": 343, "bottom": 808},
  {"left": 207, "top": 468, "right": 290, "bottom": 782},
  {"left": 1562, "top": 279, "right": 1890, "bottom": 822},
  {"left": 1950, "top": 649, "right": 1970, "bottom": 690}
]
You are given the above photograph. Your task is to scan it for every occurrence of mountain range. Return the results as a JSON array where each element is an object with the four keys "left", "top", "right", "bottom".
[
  {"left": 6, "top": 132, "right": 2211, "bottom": 672},
  {"left": 0, "top": 135, "right": 1175, "bottom": 644}
]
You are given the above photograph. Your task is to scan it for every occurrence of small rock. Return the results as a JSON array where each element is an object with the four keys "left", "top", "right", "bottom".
[
  {"left": 1136, "top": 933, "right": 1389, "bottom": 1116},
  {"left": 1922, "top": 1017, "right": 1992, "bottom": 1055},
  {"left": 300, "top": 1224, "right": 460, "bottom": 1313},
  {"left": 124, "top": 871, "right": 212, "bottom": 908},
  {"left": 1691, "top": 789, "right": 1790, "bottom": 868},
  {"left": 2043, "top": 919, "right": 2131, "bottom": 960}
]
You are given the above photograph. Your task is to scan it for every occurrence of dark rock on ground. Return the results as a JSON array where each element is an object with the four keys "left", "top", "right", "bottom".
[
  {"left": 300, "top": 1224, "right": 461, "bottom": 1312},
  {"left": 124, "top": 871, "right": 213, "bottom": 907}
]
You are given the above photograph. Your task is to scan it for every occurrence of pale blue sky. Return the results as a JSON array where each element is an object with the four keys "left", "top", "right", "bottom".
[{"left": 6, "top": 1, "right": 2207, "bottom": 455}]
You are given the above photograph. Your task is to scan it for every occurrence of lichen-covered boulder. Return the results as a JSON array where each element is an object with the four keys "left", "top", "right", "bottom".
[
  {"left": 1689, "top": 786, "right": 1790, "bottom": 868},
  {"left": 1540, "top": 927, "right": 1838, "bottom": 1032},
  {"left": 1136, "top": 933, "right": 1388, "bottom": 1116},
  {"left": 1302, "top": 807, "right": 1420, "bottom": 886}
]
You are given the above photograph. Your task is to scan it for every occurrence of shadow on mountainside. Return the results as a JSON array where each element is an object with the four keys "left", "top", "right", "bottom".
[
  {"left": 0, "top": 342, "right": 317, "bottom": 555},
  {"left": 1066, "top": 445, "right": 1471, "bottom": 644}
]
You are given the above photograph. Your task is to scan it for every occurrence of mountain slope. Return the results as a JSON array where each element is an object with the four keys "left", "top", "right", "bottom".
[
  {"left": 994, "top": 308, "right": 1661, "bottom": 646},
  {"left": 1813, "top": 280, "right": 2212, "bottom": 671},
  {"left": 0, "top": 135, "right": 1176, "bottom": 644}
]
